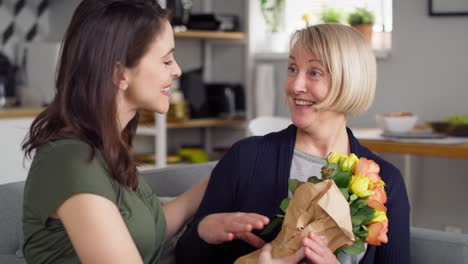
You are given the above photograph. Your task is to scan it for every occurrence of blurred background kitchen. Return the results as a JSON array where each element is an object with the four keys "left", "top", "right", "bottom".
[{"left": 1, "top": 0, "right": 468, "bottom": 252}]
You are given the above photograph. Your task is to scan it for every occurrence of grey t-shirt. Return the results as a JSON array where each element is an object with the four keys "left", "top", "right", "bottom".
[{"left": 290, "top": 149, "right": 366, "bottom": 264}]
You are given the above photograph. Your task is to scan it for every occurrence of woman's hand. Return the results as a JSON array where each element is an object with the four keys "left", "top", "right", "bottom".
[
  {"left": 198, "top": 212, "right": 269, "bottom": 248},
  {"left": 302, "top": 232, "right": 339, "bottom": 264},
  {"left": 258, "top": 244, "right": 306, "bottom": 264}
]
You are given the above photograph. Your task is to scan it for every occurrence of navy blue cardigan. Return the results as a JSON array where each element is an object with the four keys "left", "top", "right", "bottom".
[{"left": 176, "top": 125, "right": 410, "bottom": 264}]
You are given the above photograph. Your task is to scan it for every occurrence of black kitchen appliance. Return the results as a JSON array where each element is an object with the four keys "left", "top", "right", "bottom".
[
  {"left": 167, "top": 0, "right": 192, "bottom": 26},
  {"left": 205, "top": 83, "right": 245, "bottom": 118},
  {"left": 179, "top": 68, "right": 210, "bottom": 118},
  {"left": 0, "top": 53, "right": 17, "bottom": 107},
  {"left": 179, "top": 69, "right": 245, "bottom": 118},
  {"left": 187, "top": 13, "right": 239, "bottom": 31}
]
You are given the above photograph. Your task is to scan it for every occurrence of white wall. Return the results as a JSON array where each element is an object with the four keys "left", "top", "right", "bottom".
[{"left": 350, "top": 0, "right": 468, "bottom": 127}]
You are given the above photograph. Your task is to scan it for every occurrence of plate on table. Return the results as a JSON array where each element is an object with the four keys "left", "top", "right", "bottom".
[
  {"left": 429, "top": 122, "right": 468, "bottom": 137},
  {"left": 381, "top": 130, "right": 447, "bottom": 139}
]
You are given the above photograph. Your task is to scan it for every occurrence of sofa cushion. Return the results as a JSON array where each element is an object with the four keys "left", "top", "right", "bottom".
[{"left": 0, "top": 181, "right": 25, "bottom": 263}]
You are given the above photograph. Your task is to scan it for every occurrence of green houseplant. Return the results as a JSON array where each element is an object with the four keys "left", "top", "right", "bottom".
[
  {"left": 347, "top": 7, "right": 375, "bottom": 42},
  {"left": 320, "top": 7, "right": 344, "bottom": 23},
  {"left": 259, "top": 0, "right": 285, "bottom": 33},
  {"left": 259, "top": 0, "right": 287, "bottom": 52}
]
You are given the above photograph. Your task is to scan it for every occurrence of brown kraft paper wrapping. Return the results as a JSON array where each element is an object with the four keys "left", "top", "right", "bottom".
[{"left": 235, "top": 180, "right": 355, "bottom": 264}]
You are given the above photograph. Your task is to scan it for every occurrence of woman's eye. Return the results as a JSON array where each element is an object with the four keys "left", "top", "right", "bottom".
[
  {"left": 164, "top": 60, "right": 173, "bottom": 65},
  {"left": 287, "top": 66, "right": 297, "bottom": 73},
  {"left": 310, "top": 70, "right": 322, "bottom": 77}
]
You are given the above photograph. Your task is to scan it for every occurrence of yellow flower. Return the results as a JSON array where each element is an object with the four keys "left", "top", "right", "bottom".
[
  {"left": 301, "top": 13, "right": 310, "bottom": 24},
  {"left": 327, "top": 152, "right": 347, "bottom": 164},
  {"left": 349, "top": 174, "right": 374, "bottom": 198},
  {"left": 341, "top": 153, "right": 359, "bottom": 172},
  {"left": 379, "top": 179, "right": 386, "bottom": 187},
  {"left": 371, "top": 209, "right": 388, "bottom": 223}
]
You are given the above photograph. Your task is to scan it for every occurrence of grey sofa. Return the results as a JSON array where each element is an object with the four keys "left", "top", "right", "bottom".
[
  {"left": 2, "top": 161, "right": 468, "bottom": 263},
  {"left": 0, "top": 161, "right": 217, "bottom": 264}
]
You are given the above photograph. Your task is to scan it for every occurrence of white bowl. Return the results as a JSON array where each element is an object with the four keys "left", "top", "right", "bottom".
[{"left": 376, "top": 113, "right": 418, "bottom": 133}]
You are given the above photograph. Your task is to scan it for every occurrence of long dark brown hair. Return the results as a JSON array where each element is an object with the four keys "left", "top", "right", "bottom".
[{"left": 22, "top": 0, "right": 167, "bottom": 189}]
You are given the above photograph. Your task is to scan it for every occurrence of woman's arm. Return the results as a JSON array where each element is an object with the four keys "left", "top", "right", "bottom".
[
  {"left": 56, "top": 193, "right": 143, "bottom": 264},
  {"left": 162, "top": 176, "right": 209, "bottom": 239}
]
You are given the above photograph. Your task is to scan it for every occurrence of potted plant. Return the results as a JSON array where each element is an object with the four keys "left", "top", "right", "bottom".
[
  {"left": 347, "top": 7, "right": 375, "bottom": 42},
  {"left": 259, "top": 0, "right": 285, "bottom": 33},
  {"left": 320, "top": 7, "right": 344, "bottom": 23},
  {"left": 259, "top": 0, "right": 286, "bottom": 52}
]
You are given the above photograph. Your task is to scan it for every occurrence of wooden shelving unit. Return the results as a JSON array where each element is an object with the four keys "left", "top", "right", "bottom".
[
  {"left": 137, "top": 118, "right": 246, "bottom": 135},
  {"left": 137, "top": 117, "right": 245, "bottom": 136},
  {"left": 0, "top": 107, "right": 44, "bottom": 119},
  {"left": 167, "top": 117, "right": 245, "bottom": 128},
  {"left": 174, "top": 30, "right": 246, "bottom": 40}
]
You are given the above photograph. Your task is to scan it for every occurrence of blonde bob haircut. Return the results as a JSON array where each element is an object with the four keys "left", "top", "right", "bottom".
[{"left": 290, "top": 23, "right": 376, "bottom": 115}]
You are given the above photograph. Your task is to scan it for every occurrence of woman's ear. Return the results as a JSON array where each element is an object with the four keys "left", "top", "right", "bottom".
[{"left": 113, "top": 63, "right": 131, "bottom": 91}]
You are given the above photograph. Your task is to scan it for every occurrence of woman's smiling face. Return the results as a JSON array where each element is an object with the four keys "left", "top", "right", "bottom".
[
  {"left": 285, "top": 45, "right": 332, "bottom": 129},
  {"left": 124, "top": 20, "right": 181, "bottom": 114}
]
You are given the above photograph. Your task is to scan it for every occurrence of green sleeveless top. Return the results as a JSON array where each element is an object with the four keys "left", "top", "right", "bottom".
[{"left": 22, "top": 139, "right": 167, "bottom": 263}]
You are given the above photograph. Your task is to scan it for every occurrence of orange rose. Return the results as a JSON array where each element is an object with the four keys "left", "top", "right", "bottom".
[
  {"left": 366, "top": 185, "right": 387, "bottom": 212},
  {"left": 366, "top": 221, "right": 388, "bottom": 246},
  {"left": 356, "top": 158, "right": 381, "bottom": 185}
]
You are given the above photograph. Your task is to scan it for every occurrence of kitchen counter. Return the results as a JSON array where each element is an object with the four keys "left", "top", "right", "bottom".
[{"left": 0, "top": 107, "right": 44, "bottom": 119}]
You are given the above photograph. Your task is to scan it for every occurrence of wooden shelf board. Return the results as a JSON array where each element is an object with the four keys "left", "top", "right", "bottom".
[
  {"left": 167, "top": 117, "right": 245, "bottom": 128},
  {"left": 174, "top": 30, "right": 246, "bottom": 40},
  {"left": 0, "top": 107, "right": 44, "bottom": 119},
  {"left": 137, "top": 117, "right": 245, "bottom": 132}
]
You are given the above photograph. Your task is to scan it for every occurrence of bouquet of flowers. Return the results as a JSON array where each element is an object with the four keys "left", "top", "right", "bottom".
[{"left": 235, "top": 152, "right": 388, "bottom": 263}]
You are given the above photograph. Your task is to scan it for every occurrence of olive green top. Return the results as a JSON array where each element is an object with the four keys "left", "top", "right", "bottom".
[{"left": 22, "top": 139, "right": 167, "bottom": 263}]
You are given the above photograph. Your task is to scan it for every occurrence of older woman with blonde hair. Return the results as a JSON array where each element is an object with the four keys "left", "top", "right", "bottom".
[{"left": 177, "top": 23, "right": 410, "bottom": 264}]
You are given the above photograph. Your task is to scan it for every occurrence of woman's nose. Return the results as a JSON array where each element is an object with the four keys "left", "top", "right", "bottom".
[
  {"left": 173, "top": 61, "right": 182, "bottom": 78},
  {"left": 291, "top": 74, "right": 306, "bottom": 93}
]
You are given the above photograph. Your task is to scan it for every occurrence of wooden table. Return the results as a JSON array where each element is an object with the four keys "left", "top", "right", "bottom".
[
  {"left": 359, "top": 139, "right": 468, "bottom": 159},
  {"left": 354, "top": 128, "right": 468, "bottom": 220}
]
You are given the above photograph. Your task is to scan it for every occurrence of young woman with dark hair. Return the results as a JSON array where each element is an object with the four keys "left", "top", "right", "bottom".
[{"left": 21, "top": 0, "right": 269, "bottom": 263}]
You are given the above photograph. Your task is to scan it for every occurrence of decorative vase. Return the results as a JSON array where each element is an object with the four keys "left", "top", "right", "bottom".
[{"left": 266, "top": 32, "right": 288, "bottom": 53}]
